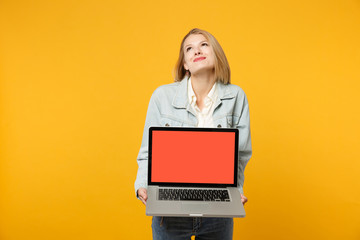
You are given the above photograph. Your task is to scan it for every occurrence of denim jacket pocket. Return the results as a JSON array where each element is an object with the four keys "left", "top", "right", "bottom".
[
  {"left": 160, "top": 117, "right": 183, "bottom": 127},
  {"left": 226, "top": 115, "right": 240, "bottom": 128},
  {"left": 214, "top": 116, "right": 228, "bottom": 128}
]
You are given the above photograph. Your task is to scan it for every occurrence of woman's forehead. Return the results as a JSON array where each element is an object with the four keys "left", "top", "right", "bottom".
[{"left": 183, "top": 34, "right": 207, "bottom": 46}]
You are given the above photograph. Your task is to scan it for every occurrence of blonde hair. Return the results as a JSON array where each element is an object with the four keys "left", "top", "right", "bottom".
[{"left": 174, "top": 28, "right": 231, "bottom": 84}]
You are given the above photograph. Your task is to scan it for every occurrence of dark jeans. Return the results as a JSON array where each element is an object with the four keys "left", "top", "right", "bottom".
[{"left": 152, "top": 216, "right": 233, "bottom": 240}]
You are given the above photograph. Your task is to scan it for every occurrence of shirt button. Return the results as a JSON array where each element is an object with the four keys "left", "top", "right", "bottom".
[
  {"left": 217, "top": 124, "right": 222, "bottom": 128},
  {"left": 165, "top": 123, "right": 170, "bottom": 127}
]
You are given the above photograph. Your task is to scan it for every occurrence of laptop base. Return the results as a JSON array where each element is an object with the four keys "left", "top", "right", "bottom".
[{"left": 146, "top": 186, "right": 246, "bottom": 218}]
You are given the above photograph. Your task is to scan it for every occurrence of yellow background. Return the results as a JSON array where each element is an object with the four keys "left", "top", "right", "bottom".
[{"left": 1, "top": 0, "right": 359, "bottom": 239}]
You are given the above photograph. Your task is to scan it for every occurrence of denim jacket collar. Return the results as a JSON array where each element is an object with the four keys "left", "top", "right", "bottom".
[{"left": 172, "top": 76, "right": 236, "bottom": 109}]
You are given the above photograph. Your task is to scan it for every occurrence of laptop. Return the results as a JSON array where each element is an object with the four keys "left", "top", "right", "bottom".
[{"left": 146, "top": 126, "right": 246, "bottom": 218}]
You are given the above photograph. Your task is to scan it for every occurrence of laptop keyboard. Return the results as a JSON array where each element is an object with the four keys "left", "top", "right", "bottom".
[{"left": 159, "top": 188, "right": 230, "bottom": 202}]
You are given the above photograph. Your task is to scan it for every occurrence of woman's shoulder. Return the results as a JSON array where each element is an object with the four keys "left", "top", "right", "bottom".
[
  {"left": 228, "top": 83, "right": 245, "bottom": 92},
  {"left": 155, "top": 82, "right": 180, "bottom": 91},
  {"left": 218, "top": 82, "right": 246, "bottom": 97},
  {"left": 152, "top": 82, "right": 181, "bottom": 97}
]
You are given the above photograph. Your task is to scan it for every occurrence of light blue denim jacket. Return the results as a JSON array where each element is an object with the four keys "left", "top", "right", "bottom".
[{"left": 135, "top": 78, "right": 252, "bottom": 195}]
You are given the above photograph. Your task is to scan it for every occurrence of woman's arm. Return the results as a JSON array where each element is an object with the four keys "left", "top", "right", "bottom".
[
  {"left": 134, "top": 90, "right": 162, "bottom": 201},
  {"left": 235, "top": 90, "right": 252, "bottom": 195}
]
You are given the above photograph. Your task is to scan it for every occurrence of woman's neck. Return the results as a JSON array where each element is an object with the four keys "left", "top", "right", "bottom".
[
  {"left": 190, "top": 71, "right": 216, "bottom": 110},
  {"left": 191, "top": 71, "right": 216, "bottom": 99}
]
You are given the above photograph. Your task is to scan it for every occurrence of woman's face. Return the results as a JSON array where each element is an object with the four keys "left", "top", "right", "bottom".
[{"left": 183, "top": 34, "right": 215, "bottom": 76}]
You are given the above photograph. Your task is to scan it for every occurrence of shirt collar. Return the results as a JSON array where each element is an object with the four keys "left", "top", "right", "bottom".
[
  {"left": 187, "top": 77, "right": 217, "bottom": 106},
  {"left": 172, "top": 76, "right": 235, "bottom": 109}
]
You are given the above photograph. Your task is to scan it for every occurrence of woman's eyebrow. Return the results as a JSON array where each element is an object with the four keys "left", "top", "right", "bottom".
[{"left": 184, "top": 41, "right": 207, "bottom": 49}]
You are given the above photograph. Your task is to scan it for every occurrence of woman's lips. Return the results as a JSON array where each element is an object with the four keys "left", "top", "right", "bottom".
[{"left": 194, "top": 57, "right": 206, "bottom": 62}]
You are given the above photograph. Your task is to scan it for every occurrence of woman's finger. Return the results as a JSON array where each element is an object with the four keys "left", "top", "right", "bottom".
[
  {"left": 138, "top": 188, "right": 148, "bottom": 205},
  {"left": 241, "top": 194, "right": 248, "bottom": 205},
  {"left": 139, "top": 195, "right": 147, "bottom": 205}
]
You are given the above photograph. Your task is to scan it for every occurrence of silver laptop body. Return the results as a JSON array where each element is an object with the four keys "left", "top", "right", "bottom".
[{"left": 146, "top": 127, "right": 246, "bottom": 218}]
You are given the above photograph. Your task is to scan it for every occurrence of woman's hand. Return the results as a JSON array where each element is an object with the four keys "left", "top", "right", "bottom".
[
  {"left": 240, "top": 193, "right": 248, "bottom": 205},
  {"left": 137, "top": 187, "right": 148, "bottom": 205}
]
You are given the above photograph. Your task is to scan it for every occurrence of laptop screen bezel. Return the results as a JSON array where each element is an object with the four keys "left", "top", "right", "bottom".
[{"left": 148, "top": 127, "right": 239, "bottom": 188}]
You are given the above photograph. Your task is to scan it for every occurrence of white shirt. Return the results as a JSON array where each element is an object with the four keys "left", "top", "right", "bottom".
[{"left": 188, "top": 77, "right": 218, "bottom": 127}]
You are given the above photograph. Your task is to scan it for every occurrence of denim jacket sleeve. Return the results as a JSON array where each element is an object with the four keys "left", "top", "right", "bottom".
[
  {"left": 134, "top": 88, "right": 162, "bottom": 197},
  {"left": 234, "top": 90, "right": 252, "bottom": 194}
]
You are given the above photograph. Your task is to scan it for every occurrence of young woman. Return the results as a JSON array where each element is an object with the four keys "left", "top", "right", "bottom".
[{"left": 135, "top": 28, "right": 252, "bottom": 239}]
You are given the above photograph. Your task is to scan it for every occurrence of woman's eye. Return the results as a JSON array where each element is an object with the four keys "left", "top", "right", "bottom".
[
  {"left": 202, "top": 42, "right": 208, "bottom": 46},
  {"left": 186, "top": 47, "right": 192, "bottom": 52}
]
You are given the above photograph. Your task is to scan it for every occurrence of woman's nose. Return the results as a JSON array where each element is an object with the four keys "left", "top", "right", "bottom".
[{"left": 194, "top": 48, "right": 201, "bottom": 55}]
